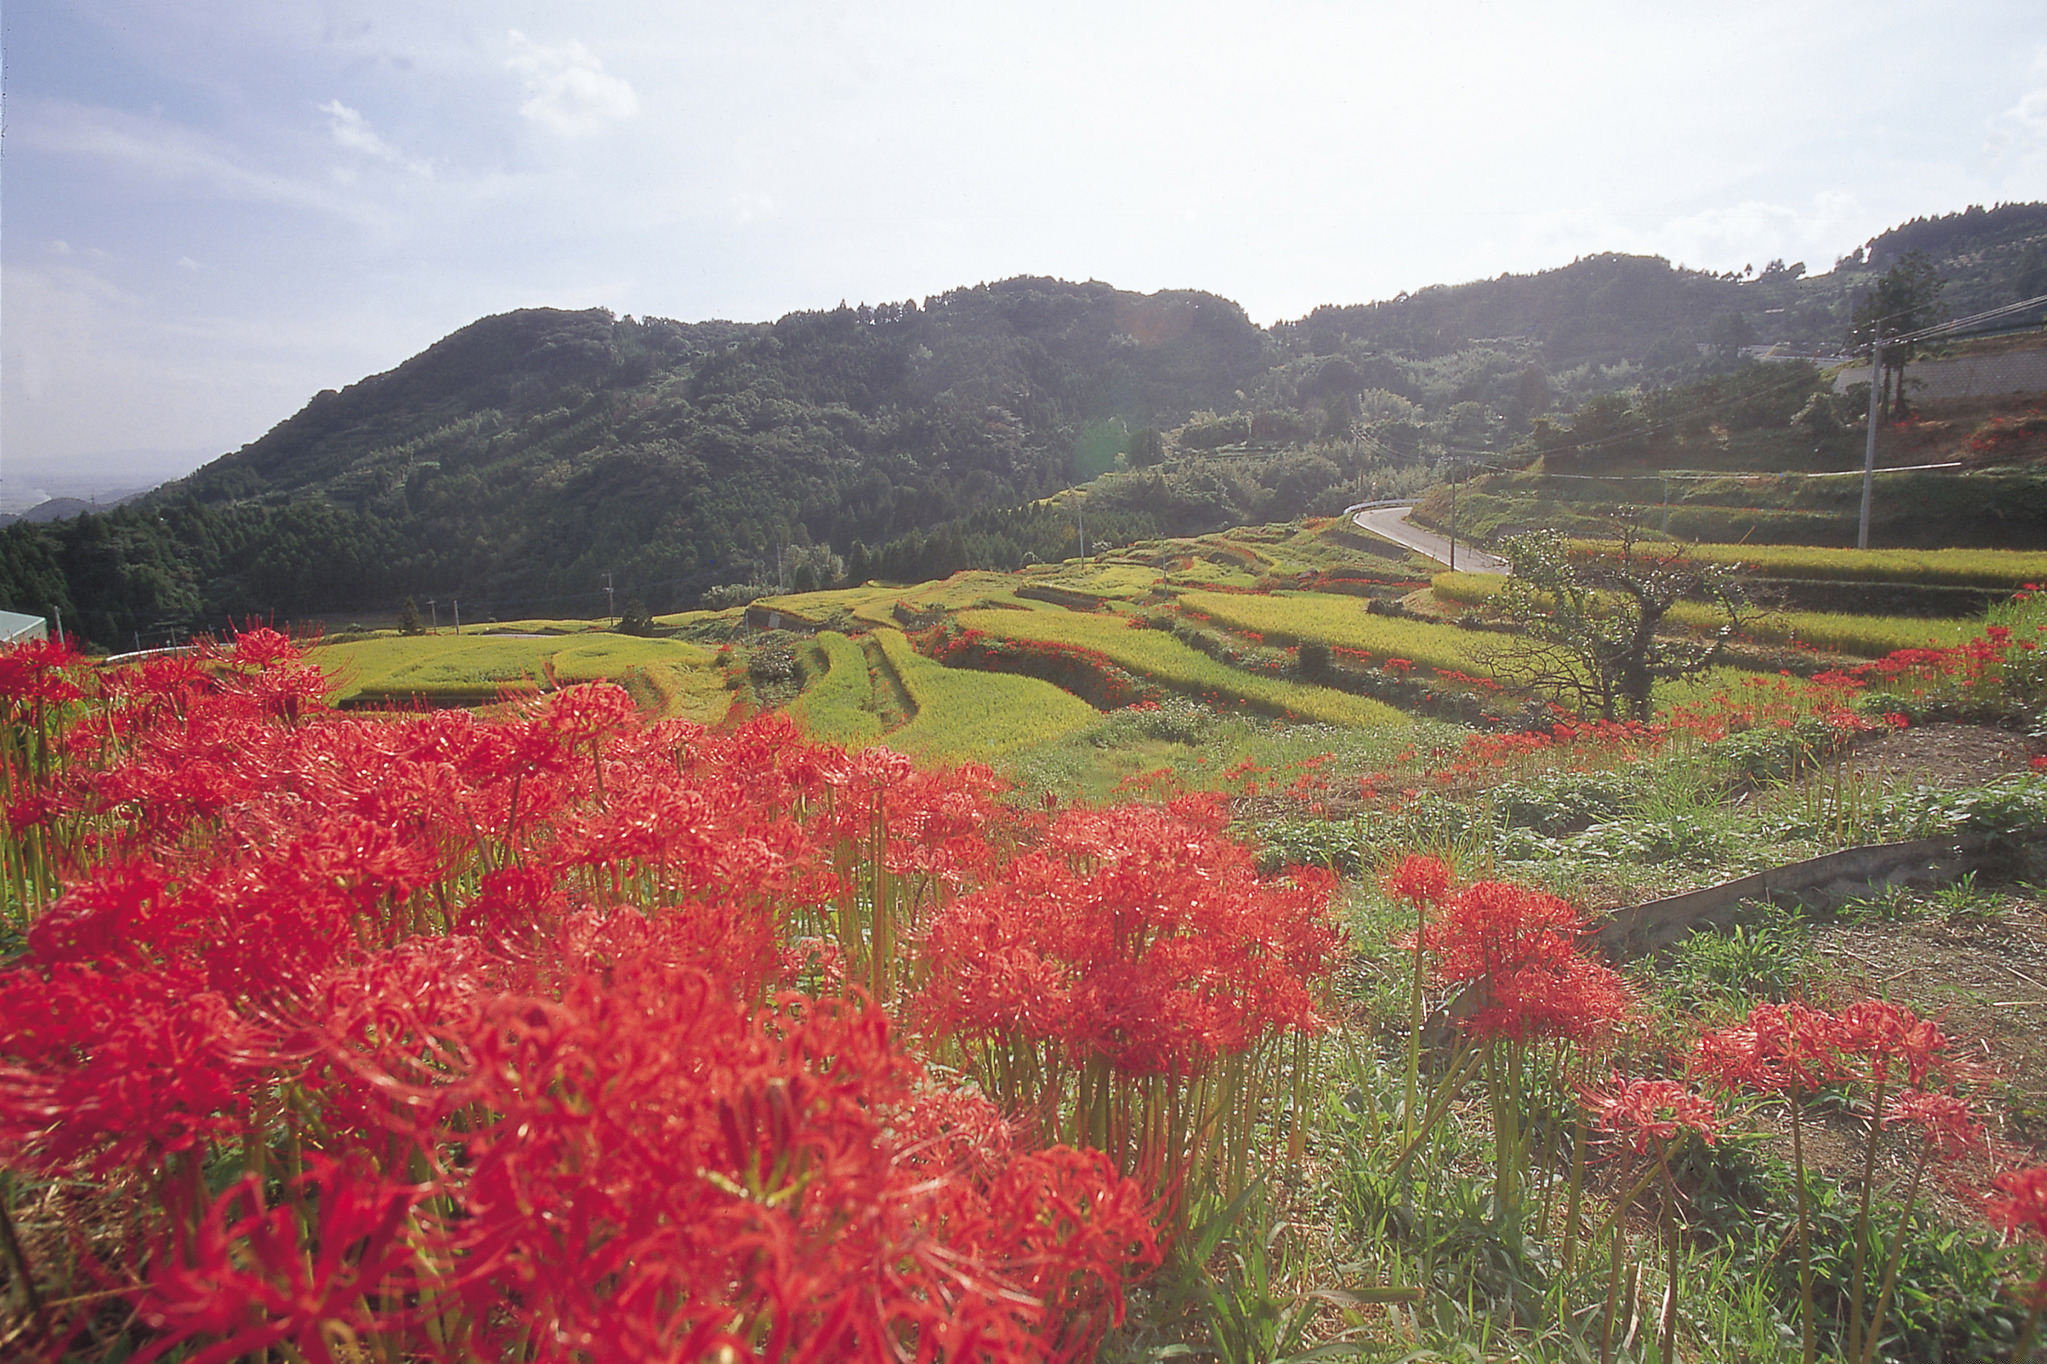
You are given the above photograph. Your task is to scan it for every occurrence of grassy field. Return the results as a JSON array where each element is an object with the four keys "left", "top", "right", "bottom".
[
  {"left": 954, "top": 608, "right": 1414, "bottom": 730},
  {"left": 1175, "top": 589, "right": 1498, "bottom": 675},
  {"left": 785, "top": 631, "right": 885, "bottom": 748},
  {"left": 871, "top": 628, "right": 1099, "bottom": 762}
]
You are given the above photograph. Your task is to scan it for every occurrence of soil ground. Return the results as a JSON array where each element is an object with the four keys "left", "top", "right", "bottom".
[
  {"left": 1747, "top": 722, "right": 2046, "bottom": 1199},
  {"left": 1831, "top": 720, "right": 2038, "bottom": 790}
]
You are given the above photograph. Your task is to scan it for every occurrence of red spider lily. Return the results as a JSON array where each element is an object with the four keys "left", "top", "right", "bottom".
[
  {"left": 1884, "top": 1089, "right": 1988, "bottom": 1162},
  {"left": 1986, "top": 1166, "right": 2047, "bottom": 1315},
  {"left": 919, "top": 800, "right": 1337, "bottom": 1077},
  {"left": 1578, "top": 1075, "right": 1719, "bottom": 1155},
  {"left": 0, "top": 963, "right": 276, "bottom": 1177},
  {"left": 442, "top": 965, "right": 1154, "bottom": 1362},
  {"left": 127, "top": 1155, "right": 429, "bottom": 1364},
  {"left": 1424, "top": 880, "right": 1634, "bottom": 1044},
  {"left": 1832, "top": 999, "right": 1966, "bottom": 1090},
  {"left": 1691, "top": 1001, "right": 1848, "bottom": 1095},
  {"left": 1989, "top": 1166, "right": 2047, "bottom": 1245},
  {"left": 1383, "top": 853, "right": 1450, "bottom": 906}
]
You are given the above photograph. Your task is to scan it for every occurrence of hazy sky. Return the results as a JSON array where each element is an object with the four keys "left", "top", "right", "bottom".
[{"left": 4, "top": 0, "right": 2044, "bottom": 504}]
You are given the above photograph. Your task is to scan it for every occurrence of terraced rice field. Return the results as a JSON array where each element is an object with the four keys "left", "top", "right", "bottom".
[
  {"left": 953, "top": 608, "right": 1413, "bottom": 729},
  {"left": 316, "top": 630, "right": 726, "bottom": 719},
  {"left": 1587, "top": 542, "right": 2047, "bottom": 588},
  {"left": 871, "top": 628, "right": 1099, "bottom": 761},
  {"left": 1431, "top": 571, "right": 1981, "bottom": 659},
  {"left": 785, "top": 631, "right": 885, "bottom": 747},
  {"left": 1175, "top": 589, "right": 1497, "bottom": 675}
]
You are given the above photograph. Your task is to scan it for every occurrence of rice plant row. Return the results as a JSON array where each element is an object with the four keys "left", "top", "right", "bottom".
[
  {"left": 952, "top": 608, "right": 1414, "bottom": 730},
  {"left": 873, "top": 627, "right": 1101, "bottom": 761},
  {"left": 1173, "top": 589, "right": 1497, "bottom": 677},
  {"left": 785, "top": 630, "right": 886, "bottom": 747},
  {"left": 1579, "top": 541, "right": 2047, "bottom": 588},
  {"left": 1431, "top": 571, "right": 1981, "bottom": 660}
]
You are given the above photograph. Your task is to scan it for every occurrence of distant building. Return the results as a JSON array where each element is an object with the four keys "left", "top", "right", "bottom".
[{"left": 0, "top": 611, "right": 50, "bottom": 646}]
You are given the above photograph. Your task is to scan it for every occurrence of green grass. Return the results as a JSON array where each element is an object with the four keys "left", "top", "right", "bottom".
[
  {"left": 785, "top": 631, "right": 885, "bottom": 748},
  {"left": 871, "top": 628, "right": 1100, "bottom": 762},
  {"left": 954, "top": 608, "right": 1415, "bottom": 730},
  {"left": 1175, "top": 590, "right": 1498, "bottom": 676}
]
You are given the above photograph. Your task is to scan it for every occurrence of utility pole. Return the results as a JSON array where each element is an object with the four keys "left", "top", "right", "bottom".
[
  {"left": 1447, "top": 462, "right": 1458, "bottom": 572},
  {"left": 1857, "top": 339, "right": 1883, "bottom": 550},
  {"left": 1075, "top": 490, "right": 1087, "bottom": 562},
  {"left": 426, "top": 599, "right": 438, "bottom": 632},
  {"left": 453, "top": 599, "right": 461, "bottom": 636},
  {"left": 603, "top": 573, "right": 615, "bottom": 623},
  {"left": 51, "top": 605, "right": 63, "bottom": 645}
]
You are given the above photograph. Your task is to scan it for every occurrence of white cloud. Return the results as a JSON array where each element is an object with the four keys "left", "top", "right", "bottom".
[
  {"left": 505, "top": 31, "right": 638, "bottom": 135},
  {"left": 1990, "top": 56, "right": 2047, "bottom": 140},
  {"left": 16, "top": 98, "right": 389, "bottom": 227},
  {"left": 318, "top": 99, "right": 433, "bottom": 177},
  {"left": 730, "top": 193, "right": 777, "bottom": 226},
  {"left": 176, "top": 256, "right": 202, "bottom": 272}
]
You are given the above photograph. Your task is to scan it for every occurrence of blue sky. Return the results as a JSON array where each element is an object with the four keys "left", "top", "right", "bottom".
[{"left": 3, "top": 1, "right": 2044, "bottom": 507}]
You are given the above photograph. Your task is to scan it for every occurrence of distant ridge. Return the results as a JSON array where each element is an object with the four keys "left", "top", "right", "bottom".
[{"left": 2, "top": 202, "right": 2042, "bottom": 649}]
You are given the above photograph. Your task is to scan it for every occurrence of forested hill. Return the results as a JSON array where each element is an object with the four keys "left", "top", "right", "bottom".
[
  {"left": 2, "top": 281, "right": 1271, "bottom": 645},
  {"left": 4, "top": 202, "right": 2045, "bottom": 648},
  {"left": 1286, "top": 201, "right": 2047, "bottom": 372}
]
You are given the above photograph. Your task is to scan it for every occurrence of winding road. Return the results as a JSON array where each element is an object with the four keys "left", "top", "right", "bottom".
[{"left": 1349, "top": 503, "right": 1510, "bottom": 576}]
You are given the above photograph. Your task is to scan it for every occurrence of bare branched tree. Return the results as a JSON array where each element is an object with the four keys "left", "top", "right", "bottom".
[{"left": 1480, "top": 528, "right": 1747, "bottom": 721}]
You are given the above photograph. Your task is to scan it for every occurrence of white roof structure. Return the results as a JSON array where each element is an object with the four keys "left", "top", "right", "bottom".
[{"left": 0, "top": 611, "right": 50, "bottom": 645}]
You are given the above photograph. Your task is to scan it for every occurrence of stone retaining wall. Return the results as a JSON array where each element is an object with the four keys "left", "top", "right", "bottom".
[{"left": 1593, "top": 833, "right": 1998, "bottom": 959}]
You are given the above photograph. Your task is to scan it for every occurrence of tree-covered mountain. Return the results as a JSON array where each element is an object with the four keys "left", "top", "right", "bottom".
[{"left": 5, "top": 204, "right": 2044, "bottom": 648}]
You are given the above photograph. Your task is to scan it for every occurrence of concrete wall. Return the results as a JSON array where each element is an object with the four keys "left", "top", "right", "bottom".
[{"left": 1593, "top": 833, "right": 1996, "bottom": 959}]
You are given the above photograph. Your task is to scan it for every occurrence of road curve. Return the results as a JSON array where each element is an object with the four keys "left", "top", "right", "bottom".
[{"left": 1351, "top": 504, "right": 1510, "bottom": 576}]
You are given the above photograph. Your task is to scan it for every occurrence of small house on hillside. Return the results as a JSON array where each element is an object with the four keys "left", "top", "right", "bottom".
[{"left": 0, "top": 611, "right": 49, "bottom": 646}]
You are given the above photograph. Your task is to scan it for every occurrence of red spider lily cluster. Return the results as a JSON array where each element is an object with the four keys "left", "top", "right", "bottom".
[
  {"left": 919, "top": 795, "right": 1338, "bottom": 1214},
  {"left": 0, "top": 631, "right": 1353, "bottom": 1359},
  {"left": 1691, "top": 998, "right": 2012, "bottom": 1361},
  {"left": 1419, "top": 876, "right": 1634, "bottom": 1045},
  {"left": 1691, "top": 999, "right": 1975, "bottom": 1101},
  {"left": 1355, "top": 670, "right": 1883, "bottom": 801},
  {"left": 1987, "top": 1166, "right": 2047, "bottom": 1309},
  {"left": 1578, "top": 1075, "right": 1720, "bottom": 1156}
]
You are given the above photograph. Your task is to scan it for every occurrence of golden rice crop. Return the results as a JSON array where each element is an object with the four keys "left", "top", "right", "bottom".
[
  {"left": 1175, "top": 590, "right": 1495, "bottom": 676},
  {"left": 872, "top": 628, "right": 1099, "bottom": 761},
  {"left": 1434, "top": 572, "right": 1977, "bottom": 659},
  {"left": 316, "top": 633, "right": 720, "bottom": 712},
  {"left": 1577, "top": 541, "right": 2047, "bottom": 588},
  {"left": 785, "top": 631, "right": 885, "bottom": 747},
  {"left": 953, "top": 609, "right": 1412, "bottom": 730}
]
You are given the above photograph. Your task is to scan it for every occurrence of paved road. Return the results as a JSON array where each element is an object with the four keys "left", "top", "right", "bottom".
[{"left": 1352, "top": 504, "right": 1510, "bottom": 575}]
